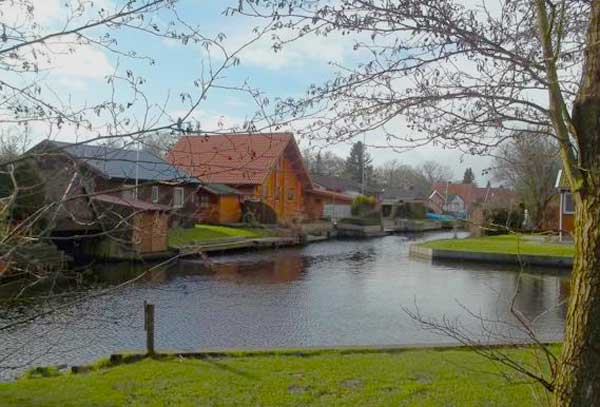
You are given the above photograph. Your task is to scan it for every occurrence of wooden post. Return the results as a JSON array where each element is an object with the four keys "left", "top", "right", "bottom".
[{"left": 144, "top": 302, "right": 155, "bottom": 356}]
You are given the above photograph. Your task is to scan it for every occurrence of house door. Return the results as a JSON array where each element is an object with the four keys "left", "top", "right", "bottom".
[
  {"left": 133, "top": 213, "right": 154, "bottom": 254},
  {"left": 151, "top": 213, "right": 168, "bottom": 252}
]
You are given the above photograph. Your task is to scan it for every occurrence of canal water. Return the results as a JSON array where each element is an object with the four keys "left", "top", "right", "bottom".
[{"left": 0, "top": 231, "right": 568, "bottom": 380}]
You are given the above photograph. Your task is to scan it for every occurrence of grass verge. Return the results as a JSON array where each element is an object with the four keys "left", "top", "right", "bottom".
[
  {"left": 0, "top": 346, "right": 557, "bottom": 406},
  {"left": 168, "top": 224, "right": 273, "bottom": 247},
  {"left": 421, "top": 234, "right": 574, "bottom": 257}
]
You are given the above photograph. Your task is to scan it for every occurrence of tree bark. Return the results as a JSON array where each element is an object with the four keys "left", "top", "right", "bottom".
[
  {"left": 553, "top": 3, "right": 600, "bottom": 405},
  {"left": 554, "top": 196, "right": 600, "bottom": 406}
]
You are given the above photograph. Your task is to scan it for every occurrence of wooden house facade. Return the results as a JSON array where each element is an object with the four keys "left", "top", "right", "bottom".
[
  {"left": 168, "top": 133, "right": 320, "bottom": 223},
  {"left": 555, "top": 169, "right": 575, "bottom": 241},
  {"left": 29, "top": 140, "right": 201, "bottom": 258},
  {"left": 195, "top": 183, "right": 242, "bottom": 224}
]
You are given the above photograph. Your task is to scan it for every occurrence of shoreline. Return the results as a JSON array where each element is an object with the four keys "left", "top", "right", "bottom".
[
  {"left": 16, "top": 340, "right": 563, "bottom": 380},
  {"left": 1, "top": 343, "right": 561, "bottom": 406}
]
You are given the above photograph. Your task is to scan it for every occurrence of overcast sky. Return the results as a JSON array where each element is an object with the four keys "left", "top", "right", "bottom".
[{"left": 8, "top": 0, "right": 493, "bottom": 183}]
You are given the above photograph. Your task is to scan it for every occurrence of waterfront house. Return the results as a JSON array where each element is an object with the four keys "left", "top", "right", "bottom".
[
  {"left": 431, "top": 182, "right": 518, "bottom": 219},
  {"left": 309, "top": 174, "right": 363, "bottom": 220},
  {"left": 168, "top": 133, "right": 336, "bottom": 223},
  {"left": 195, "top": 183, "right": 242, "bottom": 224},
  {"left": 380, "top": 185, "right": 429, "bottom": 219},
  {"left": 427, "top": 190, "right": 445, "bottom": 214},
  {"left": 28, "top": 140, "right": 201, "bottom": 258},
  {"left": 555, "top": 169, "right": 574, "bottom": 241},
  {"left": 445, "top": 194, "right": 466, "bottom": 217}
]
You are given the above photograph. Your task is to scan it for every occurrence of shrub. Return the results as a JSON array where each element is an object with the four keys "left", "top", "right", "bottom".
[{"left": 351, "top": 195, "right": 376, "bottom": 216}]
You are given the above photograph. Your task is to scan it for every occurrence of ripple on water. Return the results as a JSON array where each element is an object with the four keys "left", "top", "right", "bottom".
[{"left": 0, "top": 231, "right": 568, "bottom": 380}]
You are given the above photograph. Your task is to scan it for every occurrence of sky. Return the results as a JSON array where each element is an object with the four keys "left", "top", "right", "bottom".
[{"left": 4, "top": 0, "right": 494, "bottom": 183}]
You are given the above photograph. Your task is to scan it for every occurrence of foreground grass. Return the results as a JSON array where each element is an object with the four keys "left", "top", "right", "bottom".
[
  {"left": 0, "top": 348, "right": 555, "bottom": 406},
  {"left": 168, "top": 224, "right": 273, "bottom": 247},
  {"left": 422, "top": 234, "right": 575, "bottom": 257}
]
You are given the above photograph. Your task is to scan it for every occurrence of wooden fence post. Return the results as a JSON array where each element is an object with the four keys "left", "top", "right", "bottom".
[{"left": 144, "top": 301, "right": 155, "bottom": 356}]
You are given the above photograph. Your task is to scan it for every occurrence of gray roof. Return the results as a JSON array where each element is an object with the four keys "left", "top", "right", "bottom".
[
  {"left": 199, "top": 183, "right": 240, "bottom": 196},
  {"left": 41, "top": 140, "right": 199, "bottom": 184},
  {"left": 381, "top": 185, "right": 428, "bottom": 201}
]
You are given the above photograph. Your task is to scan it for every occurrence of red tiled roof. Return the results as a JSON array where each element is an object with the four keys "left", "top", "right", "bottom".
[
  {"left": 167, "top": 133, "right": 305, "bottom": 185},
  {"left": 92, "top": 194, "right": 172, "bottom": 211}
]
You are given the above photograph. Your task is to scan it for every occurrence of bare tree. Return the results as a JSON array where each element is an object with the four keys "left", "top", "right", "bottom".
[
  {"left": 233, "top": 0, "right": 599, "bottom": 404},
  {"left": 417, "top": 160, "right": 453, "bottom": 186},
  {"left": 375, "top": 159, "right": 429, "bottom": 192},
  {"left": 302, "top": 148, "right": 345, "bottom": 176},
  {"left": 0, "top": 0, "right": 278, "bottom": 374},
  {"left": 493, "top": 132, "right": 561, "bottom": 229},
  {"left": 0, "top": 129, "right": 31, "bottom": 162}
]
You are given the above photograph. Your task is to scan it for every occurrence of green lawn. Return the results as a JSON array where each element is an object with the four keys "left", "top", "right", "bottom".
[
  {"left": 0, "top": 347, "right": 556, "bottom": 406},
  {"left": 422, "top": 234, "right": 575, "bottom": 257},
  {"left": 168, "top": 224, "right": 273, "bottom": 247}
]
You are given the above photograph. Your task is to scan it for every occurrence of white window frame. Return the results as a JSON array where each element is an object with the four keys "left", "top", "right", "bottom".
[
  {"left": 173, "top": 187, "right": 185, "bottom": 208},
  {"left": 563, "top": 192, "right": 575, "bottom": 214},
  {"left": 151, "top": 186, "right": 159, "bottom": 204}
]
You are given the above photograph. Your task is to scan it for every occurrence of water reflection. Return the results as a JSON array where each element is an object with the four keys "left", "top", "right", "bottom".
[{"left": 0, "top": 232, "right": 569, "bottom": 380}]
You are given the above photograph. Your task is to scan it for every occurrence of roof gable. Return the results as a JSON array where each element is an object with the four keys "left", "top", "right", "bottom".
[
  {"left": 555, "top": 169, "right": 569, "bottom": 190},
  {"left": 168, "top": 133, "right": 312, "bottom": 187},
  {"left": 35, "top": 140, "right": 198, "bottom": 184}
]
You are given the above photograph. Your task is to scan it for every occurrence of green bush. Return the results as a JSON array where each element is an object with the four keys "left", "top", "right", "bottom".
[{"left": 351, "top": 195, "right": 376, "bottom": 216}]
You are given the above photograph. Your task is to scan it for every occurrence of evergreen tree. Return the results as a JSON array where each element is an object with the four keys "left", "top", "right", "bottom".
[
  {"left": 314, "top": 152, "right": 324, "bottom": 175},
  {"left": 462, "top": 168, "right": 476, "bottom": 184},
  {"left": 344, "top": 141, "right": 373, "bottom": 189}
]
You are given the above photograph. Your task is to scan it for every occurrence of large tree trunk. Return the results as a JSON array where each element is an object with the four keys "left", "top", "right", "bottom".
[
  {"left": 554, "top": 197, "right": 600, "bottom": 406},
  {"left": 553, "top": 3, "right": 600, "bottom": 405}
]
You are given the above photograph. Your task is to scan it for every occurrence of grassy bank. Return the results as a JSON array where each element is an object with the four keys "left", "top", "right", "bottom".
[
  {"left": 168, "top": 224, "right": 273, "bottom": 247},
  {"left": 0, "top": 347, "right": 556, "bottom": 406},
  {"left": 422, "top": 234, "right": 574, "bottom": 257}
]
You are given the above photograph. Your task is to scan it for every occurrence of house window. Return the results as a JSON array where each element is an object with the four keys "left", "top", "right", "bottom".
[
  {"left": 199, "top": 194, "right": 210, "bottom": 208},
  {"left": 564, "top": 192, "right": 575, "bottom": 214},
  {"left": 151, "top": 186, "right": 159, "bottom": 203},
  {"left": 122, "top": 185, "right": 136, "bottom": 200},
  {"left": 174, "top": 187, "right": 184, "bottom": 208},
  {"left": 287, "top": 189, "right": 295, "bottom": 201}
]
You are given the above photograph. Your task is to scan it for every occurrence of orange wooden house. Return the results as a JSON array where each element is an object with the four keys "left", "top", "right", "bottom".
[
  {"left": 168, "top": 133, "right": 339, "bottom": 223},
  {"left": 195, "top": 183, "right": 242, "bottom": 224}
]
